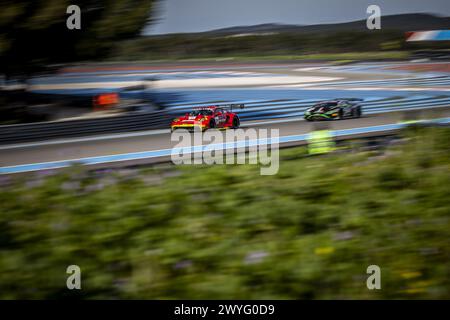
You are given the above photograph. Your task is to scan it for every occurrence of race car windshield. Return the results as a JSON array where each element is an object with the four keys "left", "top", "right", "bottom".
[
  {"left": 189, "top": 109, "right": 213, "bottom": 116},
  {"left": 314, "top": 103, "right": 337, "bottom": 111}
]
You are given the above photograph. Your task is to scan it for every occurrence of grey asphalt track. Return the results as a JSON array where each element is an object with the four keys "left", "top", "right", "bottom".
[
  {"left": 2, "top": 61, "right": 449, "bottom": 171},
  {"left": 1, "top": 107, "right": 448, "bottom": 168}
]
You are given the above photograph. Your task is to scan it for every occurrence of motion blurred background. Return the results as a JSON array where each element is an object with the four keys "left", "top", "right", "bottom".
[{"left": 0, "top": 0, "right": 449, "bottom": 299}]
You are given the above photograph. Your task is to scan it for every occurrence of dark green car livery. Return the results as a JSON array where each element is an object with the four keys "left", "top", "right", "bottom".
[{"left": 304, "top": 99, "right": 362, "bottom": 121}]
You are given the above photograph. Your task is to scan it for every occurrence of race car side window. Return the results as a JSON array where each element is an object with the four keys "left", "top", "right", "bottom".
[
  {"left": 190, "top": 109, "right": 213, "bottom": 116},
  {"left": 315, "top": 103, "right": 337, "bottom": 110}
]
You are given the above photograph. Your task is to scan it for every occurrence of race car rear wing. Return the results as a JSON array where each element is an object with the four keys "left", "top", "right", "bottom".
[
  {"left": 335, "top": 98, "right": 364, "bottom": 102},
  {"left": 224, "top": 104, "right": 245, "bottom": 112},
  {"left": 192, "top": 104, "right": 245, "bottom": 112}
]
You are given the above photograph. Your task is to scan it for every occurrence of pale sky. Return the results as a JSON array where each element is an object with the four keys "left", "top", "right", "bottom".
[{"left": 143, "top": 0, "right": 450, "bottom": 35}]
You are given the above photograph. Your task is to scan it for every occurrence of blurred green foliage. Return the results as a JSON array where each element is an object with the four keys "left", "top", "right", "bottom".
[
  {"left": 0, "top": 127, "right": 449, "bottom": 299},
  {"left": 1, "top": 0, "right": 157, "bottom": 78},
  {"left": 109, "top": 30, "right": 446, "bottom": 61}
]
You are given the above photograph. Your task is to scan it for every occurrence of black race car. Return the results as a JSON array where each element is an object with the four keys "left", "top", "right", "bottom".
[{"left": 304, "top": 99, "right": 362, "bottom": 121}]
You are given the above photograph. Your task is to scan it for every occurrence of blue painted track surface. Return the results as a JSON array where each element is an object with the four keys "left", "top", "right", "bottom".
[
  {"left": 27, "top": 61, "right": 450, "bottom": 122},
  {"left": 27, "top": 87, "right": 450, "bottom": 121}
]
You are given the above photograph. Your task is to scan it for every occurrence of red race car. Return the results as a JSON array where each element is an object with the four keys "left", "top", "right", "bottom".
[{"left": 171, "top": 104, "right": 244, "bottom": 132}]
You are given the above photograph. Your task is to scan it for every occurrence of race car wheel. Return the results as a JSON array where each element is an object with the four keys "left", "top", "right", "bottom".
[
  {"left": 355, "top": 106, "right": 362, "bottom": 118},
  {"left": 338, "top": 108, "right": 344, "bottom": 120},
  {"left": 208, "top": 119, "right": 216, "bottom": 130},
  {"left": 232, "top": 116, "right": 240, "bottom": 129}
]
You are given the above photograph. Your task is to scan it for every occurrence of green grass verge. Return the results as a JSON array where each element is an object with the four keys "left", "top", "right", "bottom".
[
  {"left": 107, "top": 51, "right": 410, "bottom": 64},
  {"left": 0, "top": 127, "right": 449, "bottom": 299}
]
